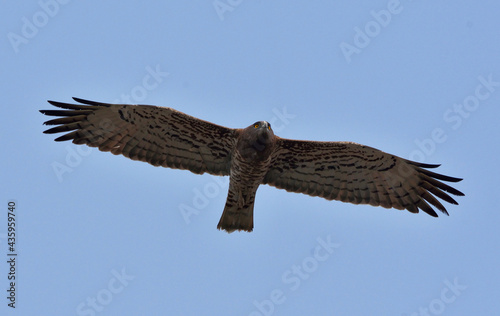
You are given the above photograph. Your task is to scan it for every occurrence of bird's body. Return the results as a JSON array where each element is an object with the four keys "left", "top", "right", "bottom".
[
  {"left": 219, "top": 121, "right": 275, "bottom": 232},
  {"left": 40, "top": 98, "right": 464, "bottom": 233}
]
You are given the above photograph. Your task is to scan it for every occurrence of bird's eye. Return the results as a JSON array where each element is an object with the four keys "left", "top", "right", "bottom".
[
  {"left": 254, "top": 123, "right": 259, "bottom": 128},
  {"left": 268, "top": 124, "right": 271, "bottom": 130}
]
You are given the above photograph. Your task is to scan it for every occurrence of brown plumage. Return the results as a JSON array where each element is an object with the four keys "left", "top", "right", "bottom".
[{"left": 40, "top": 98, "right": 464, "bottom": 233}]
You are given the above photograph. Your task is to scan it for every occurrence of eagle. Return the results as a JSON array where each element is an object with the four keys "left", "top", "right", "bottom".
[{"left": 40, "top": 98, "right": 464, "bottom": 233}]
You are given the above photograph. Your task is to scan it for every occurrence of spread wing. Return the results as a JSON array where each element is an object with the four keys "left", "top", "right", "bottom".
[
  {"left": 263, "top": 139, "right": 464, "bottom": 216},
  {"left": 40, "top": 98, "right": 238, "bottom": 175}
]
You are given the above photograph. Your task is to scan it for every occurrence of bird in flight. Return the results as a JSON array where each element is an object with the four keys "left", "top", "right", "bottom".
[{"left": 41, "top": 98, "right": 464, "bottom": 233}]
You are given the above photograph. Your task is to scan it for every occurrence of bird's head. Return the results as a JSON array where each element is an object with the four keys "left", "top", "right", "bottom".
[
  {"left": 237, "top": 121, "right": 275, "bottom": 160},
  {"left": 249, "top": 121, "right": 274, "bottom": 146}
]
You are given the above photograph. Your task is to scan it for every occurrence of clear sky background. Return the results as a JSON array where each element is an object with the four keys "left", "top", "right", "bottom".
[{"left": 1, "top": 1, "right": 499, "bottom": 315}]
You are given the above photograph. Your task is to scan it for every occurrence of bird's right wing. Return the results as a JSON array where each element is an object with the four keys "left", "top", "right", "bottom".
[
  {"left": 263, "top": 138, "right": 464, "bottom": 216},
  {"left": 40, "top": 98, "right": 238, "bottom": 176}
]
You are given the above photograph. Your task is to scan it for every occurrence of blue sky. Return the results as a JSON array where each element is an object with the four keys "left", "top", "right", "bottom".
[{"left": 1, "top": 1, "right": 499, "bottom": 315}]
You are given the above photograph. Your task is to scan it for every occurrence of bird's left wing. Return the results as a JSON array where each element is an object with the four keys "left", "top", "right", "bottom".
[
  {"left": 263, "top": 138, "right": 464, "bottom": 216},
  {"left": 40, "top": 98, "right": 238, "bottom": 175}
]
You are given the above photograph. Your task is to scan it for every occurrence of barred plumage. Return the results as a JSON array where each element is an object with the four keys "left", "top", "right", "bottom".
[{"left": 41, "top": 98, "right": 464, "bottom": 232}]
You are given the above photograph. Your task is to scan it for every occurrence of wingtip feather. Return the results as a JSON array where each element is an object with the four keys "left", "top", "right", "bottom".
[{"left": 72, "top": 97, "right": 112, "bottom": 107}]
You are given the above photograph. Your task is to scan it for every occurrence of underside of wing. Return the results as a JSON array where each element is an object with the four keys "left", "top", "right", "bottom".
[
  {"left": 263, "top": 138, "right": 464, "bottom": 217},
  {"left": 40, "top": 98, "right": 237, "bottom": 175}
]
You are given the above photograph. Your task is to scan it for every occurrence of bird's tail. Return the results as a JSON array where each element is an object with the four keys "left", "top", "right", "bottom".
[{"left": 217, "top": 189, "right": 256, "bottom": 233}]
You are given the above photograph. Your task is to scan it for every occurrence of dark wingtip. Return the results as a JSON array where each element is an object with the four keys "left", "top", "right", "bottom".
[
  {"left": 72, "top": 97, "right": 91, "bottom": 104},
  {"left": 406, "top": 160, "right": 441, "bottom": 168},
  {"left": 72, "top": 97, "right": 111, "bottom": 106},
  {"left": 445, "top": 176, "right": 463, "bottom": 183},
  {"left": 428, "top": 210, "right": 439, "bottom": 217}
]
